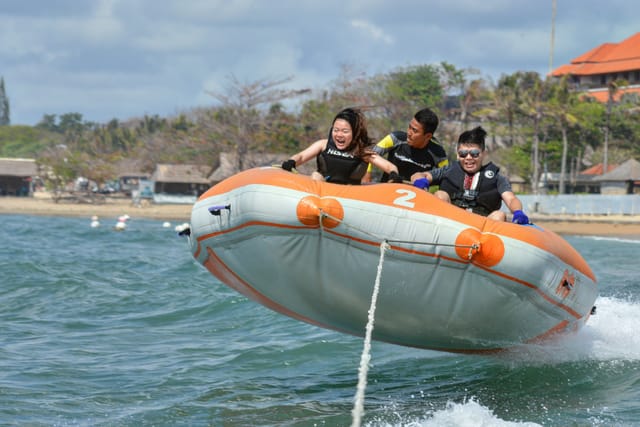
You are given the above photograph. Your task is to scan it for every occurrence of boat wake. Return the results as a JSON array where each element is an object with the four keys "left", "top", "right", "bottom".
[
  {"left": 577, "top": 295, "right": 640, "bottom": 360},
  {"left": 584, "top": 235, "right": 640, "bottom": 245},
  {"left": 496, "top": 296, "right": 640, "bottom": 364},
  {"left": 367, "top": 398, "right": 543, "bottom": 427}
]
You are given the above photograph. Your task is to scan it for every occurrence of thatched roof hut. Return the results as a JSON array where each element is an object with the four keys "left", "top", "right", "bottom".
[
  {"left": 0, "top": 158, "right": 38, "bottom": 196},
  {"left": 592, "top": 158, "right": 640, "bottom": 194}
]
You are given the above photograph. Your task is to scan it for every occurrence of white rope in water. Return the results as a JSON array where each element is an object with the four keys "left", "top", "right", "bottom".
[
  {"left": 316, "top": 208, "right": 478, "bottom": 425},
  {"left": 350, "top": 240, "right": 389, "bottom": 427}
]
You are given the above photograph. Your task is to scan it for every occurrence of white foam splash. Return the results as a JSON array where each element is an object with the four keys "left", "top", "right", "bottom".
[
  {"left": 495, "top": 296, "right": 640, "bottom": 364},
  {"left": 368, "top": 398, "right": 542, "bottom": 427},
  {"left": 575, "top": 296, "right": 640, "bottom": 360}
]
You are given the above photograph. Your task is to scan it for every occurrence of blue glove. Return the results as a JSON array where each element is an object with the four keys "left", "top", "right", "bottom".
[
  {"left": 413, "top": 177, "right": 430, "bottom": 190},
  {"left": 512, "top": 210, "right": 529, "bottom": 225}
]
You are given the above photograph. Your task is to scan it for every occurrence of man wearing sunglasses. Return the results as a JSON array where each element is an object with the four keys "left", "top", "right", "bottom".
[{"left": 410, "top": 126, "right": 529, "bottom": 224}]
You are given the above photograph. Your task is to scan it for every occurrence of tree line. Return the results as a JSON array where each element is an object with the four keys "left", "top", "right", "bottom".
[{"left": 1, "top": 63, "right": 639, "bottom": 194}]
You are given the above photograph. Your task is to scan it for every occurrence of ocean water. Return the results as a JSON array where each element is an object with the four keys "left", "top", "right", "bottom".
[{"left": 1, "top": 213, "right": 639, "bottom": 427}]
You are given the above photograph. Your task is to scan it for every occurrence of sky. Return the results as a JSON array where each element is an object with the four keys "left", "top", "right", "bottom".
[{"left": 1, "top": 0, "right": 638, "bottom": 126}]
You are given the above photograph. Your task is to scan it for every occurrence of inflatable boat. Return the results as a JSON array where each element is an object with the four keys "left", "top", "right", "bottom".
[{"left": 188, "top": 167, "right": 598, "bottom": 353}]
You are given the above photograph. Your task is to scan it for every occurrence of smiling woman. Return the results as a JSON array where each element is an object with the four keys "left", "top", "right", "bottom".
[{"left": 280, "top": 107, "right": 403, "bottom": 185}]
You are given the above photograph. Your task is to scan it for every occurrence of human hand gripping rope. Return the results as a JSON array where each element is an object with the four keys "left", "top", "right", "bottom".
[
  {"left": 281, "top": 159, "right": 296, "bottom": 172},
  {"left": 413, "top": 177, "right": 430, "bottom": 190},
  {"left": 387, "top": 171, "right": 404, "bottom": 183},
  {"left": 512, "top": 210, "right": 530, "bottom": 225}
]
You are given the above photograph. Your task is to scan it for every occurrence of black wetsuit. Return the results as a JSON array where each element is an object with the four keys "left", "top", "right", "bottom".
[{"left": 373, "top": 131, "right": 449, "bottom": 182}]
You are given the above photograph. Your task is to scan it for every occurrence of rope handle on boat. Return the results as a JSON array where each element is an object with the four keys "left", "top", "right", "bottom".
[
  {"left": 208, "top": 204, "right": 231, "bottom": 216},
  {"left": 318, "top": 209, "right": 481, "bottom": 253},
  {"left": 272, "top": 163, "right": 299, "bottom": 173}
]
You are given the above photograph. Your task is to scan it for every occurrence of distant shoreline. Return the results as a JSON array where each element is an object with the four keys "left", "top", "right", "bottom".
[
  {"left": 527, "top": 214, "right": 640, "bottom": 237},
  {"left": 2, "top": 195, "right": 640, "bottom": 237},
  {"left": 0, "top": 195, "right": 191, "bottom": 222}
]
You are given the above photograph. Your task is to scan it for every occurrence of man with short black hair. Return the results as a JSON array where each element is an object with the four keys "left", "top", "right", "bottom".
[
  {"left": 411, "top": 126, "right": 529, "bottom": 224},
  {"left": 362, "top": 108, "right": 448, "bottom": 183}
]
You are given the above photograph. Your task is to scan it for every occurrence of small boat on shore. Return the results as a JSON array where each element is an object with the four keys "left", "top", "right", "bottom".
[{"left": 188, "top": 167, "right": 598, "bottom": 353}]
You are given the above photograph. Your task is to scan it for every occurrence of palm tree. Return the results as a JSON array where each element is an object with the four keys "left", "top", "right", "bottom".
[
  {"left": 602, "top": 79, "right": 629, "bottom": 175},
  {"left": 548, "top": 76, "right": 579, "bottom": 194},
  {"left": 519, "top": 74, "right": 552, "bottom": 194},
  {"left": 493, "top": 73, "right": 523, "bottom": 146}
]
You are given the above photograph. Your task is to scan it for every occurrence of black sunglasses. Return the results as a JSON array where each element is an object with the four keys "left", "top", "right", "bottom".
[{"left": 458, "top": 149, "right": 481, "bottom": 158}]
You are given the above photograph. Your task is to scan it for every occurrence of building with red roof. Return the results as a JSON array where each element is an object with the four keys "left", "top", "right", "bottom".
[
  {"left": 551, "top": 32, "right": 640, "bottom": 102},
  {"left": 580, "top": 163, "right": 618, "bottom": 175}
]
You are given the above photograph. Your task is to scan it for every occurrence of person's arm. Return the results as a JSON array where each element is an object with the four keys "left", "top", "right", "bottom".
[
  {"left": 501, "top": 191, "right": 523, "bottom": 213},
  {"left": 366, "top": 153, "right": 403, "bottom": 182},
  {"left": 368, "top": 153, "right": 399, "bottom": 175},
  {"left": 410, "top": 166, "right": 448, "bottom": 190},
  {"left": 283, "top": 139, "right": 327, "bottom": 170},
  {"left": 411, "top": 164, "right": 448, "bottom": 184},
  {"left": 500, "top": 180, "right": 529, "bottom": 224},
  {"left": 502, "top": 191, "right": 529, "bottom": 224},
  {"left": 497, "top": 175, "right": 523, "bottom": 213},
  {"left": 362, "top": 136, "right": 393, "bottom": 182}
]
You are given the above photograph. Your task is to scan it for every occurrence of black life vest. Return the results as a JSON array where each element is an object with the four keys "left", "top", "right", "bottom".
[
  {"left": 439, "top": 162, "right": 502, "bottom": 216},
  {"left": 316, "top": 136, "right": 368, "bottom": 185},
  {"left": 380, "top": 131, "right": 448, "bottom": 182}
]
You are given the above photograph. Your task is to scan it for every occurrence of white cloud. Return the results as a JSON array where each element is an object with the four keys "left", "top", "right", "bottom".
[
  {"left": 1, "top": 0, "right": 638, "bottom": 125},
  {"left": 350, "top": 19, "right": 394, "bottom": 45}
]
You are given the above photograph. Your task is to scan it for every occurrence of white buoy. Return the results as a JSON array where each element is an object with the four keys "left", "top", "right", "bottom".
[
  {"left": 90, "top": 215, "right": 100, "bottom": 228},
  {"left": 162, "top": 221, "right": 171, "bottom": 228},
  {"left": 114, "top": 220, "right": 127, "bottom": 231},
  {"left": 174, "top": 222, "right": 190, "bottom": 233}
]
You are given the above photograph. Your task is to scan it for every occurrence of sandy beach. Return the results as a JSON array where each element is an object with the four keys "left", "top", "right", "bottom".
[
  {"left": 2, "top": 194, "right": 640, "bottom": 237},
  {"left": 0, "top": 195, "right": 192, "bottom": 222}
]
